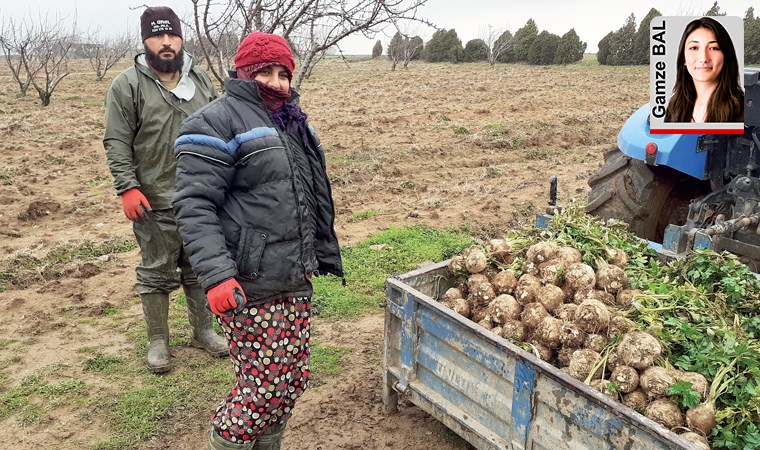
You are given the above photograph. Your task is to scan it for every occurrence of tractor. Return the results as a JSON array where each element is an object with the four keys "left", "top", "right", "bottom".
[{"left": 586, "top": 67, "right": 760, "bottom": 270}]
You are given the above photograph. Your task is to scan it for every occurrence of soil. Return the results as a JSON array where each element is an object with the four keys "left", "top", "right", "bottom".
[{"left": 0, "top": 57, "right": 648, "bottom": 449}]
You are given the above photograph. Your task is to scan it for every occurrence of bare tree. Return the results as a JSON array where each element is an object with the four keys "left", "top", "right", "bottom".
[
  {"left": 191, "top": 0, "right": 431, "bottom": 90},
  {"left": 388, "top": 32, "right": 423, "bottom": 70},
  {"left": 479, "top": 25, "right": 512, "bottom": 66},
  {"left": 400, "top": 34, "right": 423, "bottom": 69},
  {"left": 82, "top": 29, "right": 135, "bottom": 81},
  {"left": 0, "top": 17, "right": 38, "bottom": 96},
  {"left": 189, "top": 1, "right": 242, "bottom": 82},
  {"left": 1, "top": 13, "right": 76, "bottom": 105},
  {"left": 288, "top": 19, "right": 332, "bottom": 80},
  {"left": 26, "top": 14, "right": 76, "bottom": 106}
]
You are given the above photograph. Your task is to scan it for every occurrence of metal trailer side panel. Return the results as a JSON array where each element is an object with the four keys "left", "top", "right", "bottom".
[{"left": 383, "top": 261, "right": 701, "bottom": 450}]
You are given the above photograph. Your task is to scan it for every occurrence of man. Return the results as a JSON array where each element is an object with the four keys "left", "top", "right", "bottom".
[{"left": 103, "top": 6, "right": 225, "bottom": 373}]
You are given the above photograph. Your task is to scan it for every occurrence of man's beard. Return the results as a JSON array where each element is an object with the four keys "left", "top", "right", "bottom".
[{"left": 144, "top": 44, "right": 184, "bottom": 74}]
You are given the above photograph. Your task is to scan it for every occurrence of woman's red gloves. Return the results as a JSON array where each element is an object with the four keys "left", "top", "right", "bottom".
[
  {"left": 120, "top": 188, "right": 152, "bottom": 222},
  {"left": 207, "top": 278, "right": 247, "bottom": 315}
]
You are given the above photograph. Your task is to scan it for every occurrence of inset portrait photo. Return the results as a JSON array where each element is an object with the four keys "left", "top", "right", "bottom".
[{"left": 649, "top": 15, "right": 744, "bottom": 134}]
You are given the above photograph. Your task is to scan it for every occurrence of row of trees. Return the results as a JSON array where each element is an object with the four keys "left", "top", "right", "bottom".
[
  {"left": 599, "top": 2, "right": 760, "bottom": 66},
  {"left": 1, "top": 15, "right": 74, "bottom": 106},
  {"left": 376, "top": 19, "right": 586, "bottom": 69},
  {"left": 1, "top": 0, "right": 433, "bottom": 105},
  {"left": 189, "top": 0, "right": 433, "bottom": 90},
  {"left": 745, "top": 7, "right": 760, "bottom": 64},
  {"left": 0, "top": 12, "right": 135, "bottom": 106},
  {"left": 597, "top": 8, "right": 660, "bottom": 66}
]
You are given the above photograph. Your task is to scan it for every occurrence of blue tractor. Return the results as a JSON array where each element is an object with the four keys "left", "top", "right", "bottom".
[{"left": 586, "top": 68, "right": 760, "bottom": 269}]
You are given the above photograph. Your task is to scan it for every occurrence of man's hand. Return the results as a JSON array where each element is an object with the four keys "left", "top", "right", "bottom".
[
  {"left": 120, "top": 188, "right": 152, "bottom": 222},
  {"left": 207, "top": 278, "right": 246, "bottom": 316}
]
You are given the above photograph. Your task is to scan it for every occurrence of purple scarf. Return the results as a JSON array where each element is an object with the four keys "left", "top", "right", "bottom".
[
  {"left": 253, "top": 81, "right": 310, "bottom": 145},
  {"left": 235, "top": 66, "right": 310, "bottom": 144}
]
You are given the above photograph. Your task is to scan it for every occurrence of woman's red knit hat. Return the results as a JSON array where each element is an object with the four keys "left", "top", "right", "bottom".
[{"left": 234, "top": 32, "right": 296, "bottom": 76}]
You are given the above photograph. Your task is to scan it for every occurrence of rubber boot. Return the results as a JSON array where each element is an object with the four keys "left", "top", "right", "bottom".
[
  {"left": 184, "top": 283, "right": 229, "bottom": 357},
  {"left": 140, "top": 292, "right": 171, "bottom": 374},
  {"left": 252, "top": 423, "right": 286, "bottom": 450},
  {"left": 208, "top": 429, "right": 253, "bottom": 450}
]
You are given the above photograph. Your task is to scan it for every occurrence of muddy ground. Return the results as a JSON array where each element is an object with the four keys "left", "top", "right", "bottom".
[{"left": 0, "top": 57, "right": 648, "bottom": 449}]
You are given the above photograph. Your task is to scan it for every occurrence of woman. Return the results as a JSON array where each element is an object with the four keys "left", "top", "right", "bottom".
[
  {"left": 665, "top": 16, "right": 743, "bottom": 123},
  {"left": 172, "top": 32, "right": 343, "bottom": 450}
]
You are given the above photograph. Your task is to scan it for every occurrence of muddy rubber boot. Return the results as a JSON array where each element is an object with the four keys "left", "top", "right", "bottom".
[
  {"left": 140, "top": 292, "right": 171, "bottom": 374},
  {"left": 184, "top": 283, "right": 229, "bottom": 357},
  {"left": 252, "top": 423, "right": 286, "bottom": 450},
  {"left": 208, "top": 429, "right": 254, "bottom": 450}
]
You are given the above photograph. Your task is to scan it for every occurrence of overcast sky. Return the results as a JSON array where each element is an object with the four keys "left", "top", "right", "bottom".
[{"left": 1, "top": 0, "right": 757, "bottom": 54}]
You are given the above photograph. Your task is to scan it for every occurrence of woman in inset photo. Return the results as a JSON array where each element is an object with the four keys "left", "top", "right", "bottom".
[{"left": 665, "top": 16, "right": 744, "bottom": 123}]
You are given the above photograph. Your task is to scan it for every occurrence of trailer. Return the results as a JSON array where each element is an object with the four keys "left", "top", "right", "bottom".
[{"left": 383, "top": 260, "right": 702, "bottom": 450}]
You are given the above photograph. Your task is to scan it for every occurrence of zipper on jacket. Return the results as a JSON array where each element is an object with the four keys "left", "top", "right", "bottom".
[{"left": 272, "top": 123, "right": 313, "bottom": 277}]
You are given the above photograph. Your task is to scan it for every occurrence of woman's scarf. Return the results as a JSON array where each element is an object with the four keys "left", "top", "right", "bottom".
[
  {"left": 255, "top": 80, "right": 292, "bottom": 111},
  {"left": 235, "top": 65, "right": 311, "bottom": 146},
  {"left": 255, "top": 81, "right": 310, "bottom": 147}
]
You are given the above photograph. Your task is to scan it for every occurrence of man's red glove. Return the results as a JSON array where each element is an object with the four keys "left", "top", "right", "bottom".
[
  {"left": 207, "top": 278, "right": 246, "bottom": 315},
  {"left": 120, "top": 188, "right": 152, "bottom": 222}
]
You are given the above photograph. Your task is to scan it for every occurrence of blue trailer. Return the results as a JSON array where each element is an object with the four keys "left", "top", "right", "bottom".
[{"left": 383, "top": 261, "right": 702, "bottom": 450}]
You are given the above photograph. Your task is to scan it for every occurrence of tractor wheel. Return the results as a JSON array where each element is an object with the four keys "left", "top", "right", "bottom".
[{"left": 586, "top": 148, "right": 707, "bottom": 242}]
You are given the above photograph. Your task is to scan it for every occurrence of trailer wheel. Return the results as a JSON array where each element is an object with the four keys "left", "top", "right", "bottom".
[{"left": 586, "top": 148, "right": 706, "bottom": 242}]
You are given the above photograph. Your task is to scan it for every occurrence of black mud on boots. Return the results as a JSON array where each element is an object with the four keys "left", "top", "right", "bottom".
[
  {"left": 140, "top": 292, "right": 171, "bottom": 373},
  {"left": 184, "top": 283, "right": 229, "bottom": 357},
  {"left": 208, "top": 429, "right": 253, "bottom": 450}
]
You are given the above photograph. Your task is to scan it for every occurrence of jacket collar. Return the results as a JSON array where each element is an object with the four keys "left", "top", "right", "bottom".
[{"left": 134, "top": 51, "right": 196, "bottom": 101}]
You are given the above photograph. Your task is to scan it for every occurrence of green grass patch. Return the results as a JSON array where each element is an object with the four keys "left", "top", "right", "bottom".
[
  {"left": 0, "top": 373, "right": 88, "bottom": 425},
  {"left": 310, "top": 340, "right": 351, "bottom": 386},
  {"left": 83, "top": 176, "right": 113, "bottom": 188},
  {"left": 40, "top": 379, "right": 86, "bottom": 396},
  {"left": 312, "top": 226, "right": 472, "bottom": 318},
  {"left": 348, "top": 208, "right": 380, "bottom": 223},
  {"left": 0, "top": 355, "right": 21, "bottom": 371},
  {"left": 82, "top": 353, "right": 126, "bottom": 373},
  {"left": 91, "top": 382, "right": 189, "bottom": 448},
  {"left": 67, "top": 327, "right": 222, "bottom": 448},
  {"left": 0, "top": 166, "right": 31, "bottom": 182},
  {"left": 0, "top": 236, "right": 137, "bottom": 289},
  {"left": 89, "top": 362, "right": 234, "bottom": 450},
  {"left": 101, "top": 304, "right": 120, "bottom": 316},
  {"left": 45, "top": 237, "right": 136, "bottom": 264}
]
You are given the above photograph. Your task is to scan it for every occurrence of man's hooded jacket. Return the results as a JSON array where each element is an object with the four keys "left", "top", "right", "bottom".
[{"left": 103, "top": 53, "right": 217, "bottom": 210}]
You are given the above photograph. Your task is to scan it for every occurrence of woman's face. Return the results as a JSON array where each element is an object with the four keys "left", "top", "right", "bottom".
[
  {"left": 254, "top": 65, "right": 291, "bottom": 92},
  {"left": 684, "top": 27, "right": 724, "bottom": 85}
]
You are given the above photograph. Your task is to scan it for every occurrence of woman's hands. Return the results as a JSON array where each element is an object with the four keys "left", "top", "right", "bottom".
[{"left": 207, "top": 278, "right": 247, "bottom": 315}]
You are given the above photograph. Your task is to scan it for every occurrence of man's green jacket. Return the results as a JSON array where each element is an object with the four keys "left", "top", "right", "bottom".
[{"left": 103, "top": 53, "right": 217, "bottom": 210}]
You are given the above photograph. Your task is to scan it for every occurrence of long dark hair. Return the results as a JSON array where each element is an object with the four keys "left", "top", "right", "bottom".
[{"left": 664, "top": 17, "right": 743, "bottom": 123}]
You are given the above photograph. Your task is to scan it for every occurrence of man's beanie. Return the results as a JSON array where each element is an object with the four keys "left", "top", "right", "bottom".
[
  {"left": 140, "top": 6, "right": 182, "bottom": 41},
  {"left": 234, "top": 32, "right": 296, "bottom": 75}
]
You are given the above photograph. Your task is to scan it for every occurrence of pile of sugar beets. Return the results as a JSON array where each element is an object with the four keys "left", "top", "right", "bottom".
[{"left": 440, "top": 207, "right": 760, "bottom": 450}]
